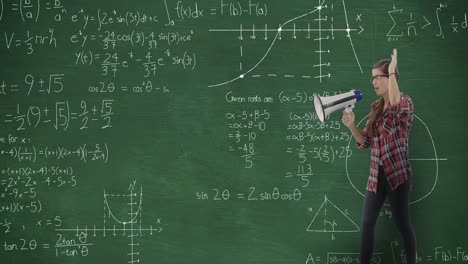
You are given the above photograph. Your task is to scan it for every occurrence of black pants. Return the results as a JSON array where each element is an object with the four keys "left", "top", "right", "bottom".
[{"left": 360, "top": 166, "right": 416, "bottom": 264}]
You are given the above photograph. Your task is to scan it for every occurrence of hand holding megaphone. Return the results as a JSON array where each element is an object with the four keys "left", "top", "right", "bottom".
[
  {"left": 313, "top": 90, "right": 363, "bottom": 123},
  {"left": 341, "top": 109, "right": 355, "bottom": 128}
]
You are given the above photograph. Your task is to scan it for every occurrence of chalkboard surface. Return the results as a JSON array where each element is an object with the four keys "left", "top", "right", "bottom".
[{"left": 1, "top": 0, "right": 467, "bottom": 263}]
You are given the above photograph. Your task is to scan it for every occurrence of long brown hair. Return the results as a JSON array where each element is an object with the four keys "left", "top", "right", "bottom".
[{"left": 367, "top": 59, "right": 400, "bottom": 138}]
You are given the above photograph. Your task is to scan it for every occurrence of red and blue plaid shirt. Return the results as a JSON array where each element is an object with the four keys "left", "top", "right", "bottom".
[{"left": 356, "top": 94, "right": 414, "bottom": 193}]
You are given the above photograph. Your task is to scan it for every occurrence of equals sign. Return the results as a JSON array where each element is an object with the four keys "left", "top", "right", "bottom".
[
  {"left": 286, "top": 148, "right": 293, "bottom": 153},
  {"left": 228, "top": 134, "right": 233, "bottom": 138},
  {"left": 42, "top": 244, "right": 50, "bottom": 249},
  {"left": 228, "top": 146, "right": 235, "bottom": 152},
  {"left": 237, "top": 193, "right": 245, "bottom": 199},
  {"left": 121, "top": 86, "right": 128, "bottom": 91},
  {"left": 10, "top": 85, "right": 19, "bottom": 92},
  {"left": 90, "top": 35, "right": 96, "bottom": 40},
  {"left": 210, "top": 8, "right": 217, "bottom": 15},
  {"left": 284, "top": 172, "right": 293, "bottom": 178},
  {"left": 4, "top": 114, "right": 13, "bottom": 122}
]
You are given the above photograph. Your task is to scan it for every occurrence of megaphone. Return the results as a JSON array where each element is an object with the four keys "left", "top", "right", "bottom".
[{"left": 313, "top": 90, "right": 363, "bottom": 123}]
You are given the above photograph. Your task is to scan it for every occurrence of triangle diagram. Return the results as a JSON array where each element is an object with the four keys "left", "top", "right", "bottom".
[{"left": 306, "top": 196, "right": 360, "bottom": 233}]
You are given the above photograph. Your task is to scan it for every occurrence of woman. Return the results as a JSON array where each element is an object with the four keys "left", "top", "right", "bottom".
[{"left": 342, "top": 49, "right": 416, "bottom": 264}]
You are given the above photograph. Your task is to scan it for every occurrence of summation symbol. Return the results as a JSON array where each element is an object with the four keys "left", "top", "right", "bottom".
[{"left": 55, "top": 180, "right": 163, "bottom": 264}]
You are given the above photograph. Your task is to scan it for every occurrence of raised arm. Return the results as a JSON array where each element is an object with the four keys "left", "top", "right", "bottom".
[{"left": 388, "top": 48, "right": 401, "bottom": 106}]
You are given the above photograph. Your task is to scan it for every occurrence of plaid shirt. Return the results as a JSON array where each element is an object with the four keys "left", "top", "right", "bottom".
[{"left": 356, "top": 94, "right": 414, "bottom": 193}]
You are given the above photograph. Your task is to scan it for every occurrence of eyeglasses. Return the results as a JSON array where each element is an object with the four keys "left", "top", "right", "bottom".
[{"left": 371, "top": 74, "right": 389, "bottom": 83}]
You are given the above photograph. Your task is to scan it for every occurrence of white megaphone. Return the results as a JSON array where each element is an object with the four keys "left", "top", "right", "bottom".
[{"left": 313, "top": 90, "right": 363, "bottom": 123}]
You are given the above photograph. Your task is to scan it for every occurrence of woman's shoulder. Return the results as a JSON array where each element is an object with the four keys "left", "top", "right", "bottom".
[{"left": 400, "top": 93, "right": 413, "bottom": 105}]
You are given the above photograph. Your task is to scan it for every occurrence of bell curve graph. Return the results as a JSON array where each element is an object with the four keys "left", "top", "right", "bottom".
[{"left": 208, "top": 0, "right": 365, "bottom": 88}]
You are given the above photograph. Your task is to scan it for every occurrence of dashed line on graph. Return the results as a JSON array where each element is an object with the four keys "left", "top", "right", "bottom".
[{"left": 208, "top": 0, "right": 327, "bottom": 87}]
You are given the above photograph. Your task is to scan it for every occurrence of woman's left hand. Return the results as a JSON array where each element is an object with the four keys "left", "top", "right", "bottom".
[{"left": 389, "top": 48, "right": 397, "bottom": 74}]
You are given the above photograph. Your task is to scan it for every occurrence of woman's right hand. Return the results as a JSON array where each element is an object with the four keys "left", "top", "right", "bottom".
[{"left": 342, "top": 109, "right": 355, "bottom": 128}]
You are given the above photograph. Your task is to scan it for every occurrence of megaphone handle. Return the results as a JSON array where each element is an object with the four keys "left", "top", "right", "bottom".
[{"left": 344, "top": 105, "right": 354, "bottom": 112}]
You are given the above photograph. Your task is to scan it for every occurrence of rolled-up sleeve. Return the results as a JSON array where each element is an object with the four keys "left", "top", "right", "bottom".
[
  {"left": 356, "top": 129, "right": 371, "bottom": 149},
  {"left": 382, "top": 95, "right": 414, "bottom": 138}
]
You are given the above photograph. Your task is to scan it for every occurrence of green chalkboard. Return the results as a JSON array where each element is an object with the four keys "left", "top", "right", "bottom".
[{"left": 1, "top": 0, "right": 467, "bottom": 263}]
